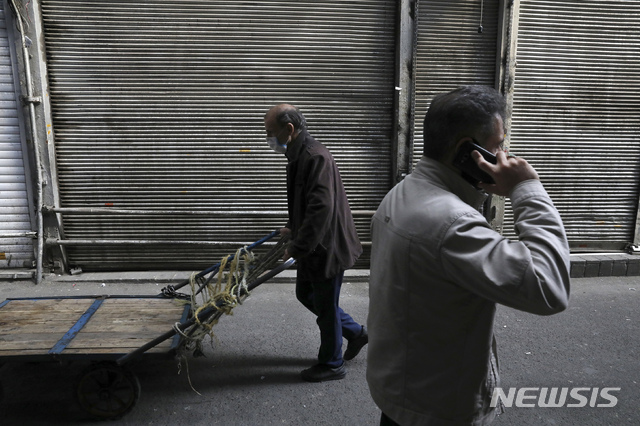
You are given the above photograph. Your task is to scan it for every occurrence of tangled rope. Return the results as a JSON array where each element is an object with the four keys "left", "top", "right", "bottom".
[
  {"left": 173, "top": 234, "right": 290, "bottom": 394},
  {"left": 175, "top": 234, "right": 290, "bottom": 358}
]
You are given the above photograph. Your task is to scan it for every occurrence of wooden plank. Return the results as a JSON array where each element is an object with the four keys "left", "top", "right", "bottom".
[
  {"left": 0, "top": 305, "right": 94, "bottom": 316},
  {"left": 0, "top": 320, "right": 90, "bottom": 332},
  {"left": 87, "top": 309, "right": 185, "bottom": 319},
  {"left": 2, "top": 298, "right": 97, "bottom": 306},
  {"left": 58, "top": 345, "right": 173, "bottom": 354},
  {"left": 100, "top": 298, "right": 187, "bottom": 307},
  {"left": 0, "top": 297, "right": 191, "bottom": 357},
  {"left": 0, "top": 298, "right": 96, "bottom": 311},
  {"left": 0, "top": 314, "right": 90, "bottom": 324},
  {"left": 79, "top": 316, "right": 185, "bottom": 329},
  {"left": 0, "top": 339, "right": 66, "bottom": 351},
  {"left": 0, "top": 303, "right": 91, "bottom": 321},
  {"left": 66, "top": 339, "right": 177, "bottom": 350},
  {"left": 0, "top": 345, "right": 172, "bottom": 356},
  {"left": 77, "top": 323, "right": 181, "bottom": 334},
  {"left": 0, "top": 299, "right": 94, "bottom": 356},
  {"left": 0, "top": 300, "right": 95, "bottom": 329}
]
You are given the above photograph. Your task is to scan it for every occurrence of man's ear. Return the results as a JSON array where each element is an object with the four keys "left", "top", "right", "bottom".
[
  {"left": 453, "top": 137, "right": 474, "bottom": 156},
  {"left": 286, "top": 122, "right": 295, "bottom": 137},
  {"left": 443, "top": 137, "right": 472, "bottom": 168},
  {"left": 450, "top": 136, "right": 473, "bottom": 161}
]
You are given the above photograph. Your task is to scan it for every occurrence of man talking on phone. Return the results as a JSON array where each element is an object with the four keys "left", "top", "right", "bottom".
[{"left": 367, "top": 85, "right": 571, "bottom": 425}]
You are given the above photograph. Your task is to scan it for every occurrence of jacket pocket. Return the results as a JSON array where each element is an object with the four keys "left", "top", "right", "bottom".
[{"left": 305, "top": 243, "right": 328, "bottom": 273}]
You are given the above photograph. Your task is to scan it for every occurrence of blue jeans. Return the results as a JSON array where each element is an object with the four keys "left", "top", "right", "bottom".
[{"left": 296, "top": 270, "right": 362, "bottom": 367}]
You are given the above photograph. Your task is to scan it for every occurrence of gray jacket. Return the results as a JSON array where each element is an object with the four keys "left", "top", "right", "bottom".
[{"left": 367, "top": 156, "right": 570, "bottom": 425}]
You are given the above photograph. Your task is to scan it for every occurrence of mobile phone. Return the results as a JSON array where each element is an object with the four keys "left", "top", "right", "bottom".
[{"left": 452, "top": 140, "right": 497, "bottom": 185}]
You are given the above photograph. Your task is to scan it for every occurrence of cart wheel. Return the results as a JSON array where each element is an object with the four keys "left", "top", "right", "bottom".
[{"left": 75, "top": 362, "right": 141, "bottom": 420}]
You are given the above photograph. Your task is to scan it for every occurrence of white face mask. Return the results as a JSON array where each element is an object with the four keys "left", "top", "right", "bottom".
[{"left": 266, "top": 136, "right": 287, "bottom": 154}]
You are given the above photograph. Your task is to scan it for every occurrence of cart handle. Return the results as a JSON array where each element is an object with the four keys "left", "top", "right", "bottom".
[
  {"left": 168, "top": 229, "right": 281, "bottom": 293},
  {"left": 117, "top": 257, "right": 296, "bottom": 366}
]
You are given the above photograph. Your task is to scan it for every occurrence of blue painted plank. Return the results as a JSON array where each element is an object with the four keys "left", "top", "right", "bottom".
[{"left": 49, "top": 298, "right": 105, "bottom": 355}]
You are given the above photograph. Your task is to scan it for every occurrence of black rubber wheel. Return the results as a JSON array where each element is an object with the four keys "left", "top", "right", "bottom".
[{"left": 75, "top": 362, "right": 141, "bottom": 420}]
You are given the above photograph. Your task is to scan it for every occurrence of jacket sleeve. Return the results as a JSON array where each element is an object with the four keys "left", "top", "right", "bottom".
[
  {"left": 440, "top": 180, "right": 571, "bottom": 315},
  {"left": 288, "top": 153, "right": 335, "bottom": 259}
]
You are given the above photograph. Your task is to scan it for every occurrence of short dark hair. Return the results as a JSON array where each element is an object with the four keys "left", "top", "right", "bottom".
[
  {"left": 275, "top": 105, "right": 307, "bottom": 132},
  {"left": 423, "top": 85, "right": 506, "bottom": 160}
]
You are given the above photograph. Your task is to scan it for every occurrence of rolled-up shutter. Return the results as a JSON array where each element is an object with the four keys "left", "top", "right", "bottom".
[
  {"left": 413, "top": 0, "right": 501, "bottom": 163},
  {"left": 0, "top": 3, "right": 35, "bottom": 269},
  {"left": 504, "top": 0, "right": 640, "bottom": 251},
  {"left": 40, "top": 0, "right": 396, "bottom": 270}
]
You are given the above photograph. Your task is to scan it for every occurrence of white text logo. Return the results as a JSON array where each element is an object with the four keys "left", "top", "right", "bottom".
[{"left": 490, "top": 387, "right": 620, "bottom": 408}]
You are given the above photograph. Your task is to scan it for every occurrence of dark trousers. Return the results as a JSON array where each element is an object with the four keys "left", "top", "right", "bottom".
[
  {"left": 380, "top": 412, "right": 402, "bottom": 426},
  {"left": 296, "top": 270, "right": 362, "bottom": 367}
]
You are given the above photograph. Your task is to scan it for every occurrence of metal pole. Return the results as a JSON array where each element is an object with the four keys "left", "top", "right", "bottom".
[
  {"left": 0, "top": 233, "right": 37, "bottom": 239},
  {"left": 45, "top": 238, "right": 371, "bottom": 247},
  {"left": 46, "top": 238, "right": 279, "bottom": 246},
  {"left": 10, "top": 0, "right": 44, "bottom": 284},
  {"left": 43, "top": 206, "right": 377, "bottom": 217}
]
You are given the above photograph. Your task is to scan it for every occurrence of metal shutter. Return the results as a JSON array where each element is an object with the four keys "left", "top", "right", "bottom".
[
  {"left": 0, "top": 2, "right": 35, "bottom": 269},
  {"left": 40, "top": 0, "right": 396, "bottom": 270},
  {"left": 504, "top": 0, "right": 640, "bottom": 251},
  {"left": 413, "top": 0, "right": 501, "bottom": 164}
]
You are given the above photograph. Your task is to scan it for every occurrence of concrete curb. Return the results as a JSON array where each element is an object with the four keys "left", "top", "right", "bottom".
[
  {"left": 569, "top": 253, "right": 640, "bottom": 278},
  {"left": 30, "top": 268, "right": 371, "bottom": 285},
  {"left": 2, "top": 254, "right": 639, "bottom": 283}
]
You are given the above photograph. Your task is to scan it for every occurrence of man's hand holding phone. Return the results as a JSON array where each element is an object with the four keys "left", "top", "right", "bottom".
[{"left": 473, "top": 150, "right": 539, "bottom": 197}]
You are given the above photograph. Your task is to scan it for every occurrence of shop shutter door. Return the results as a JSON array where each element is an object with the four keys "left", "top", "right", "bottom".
[
  {"left": 413, "top": 0, "right": 501, "bottom": 163},
  {"left": 40, "top": 0, "right": 396, "bottom": 270},
  {"left": 504, "top": 0, "right": 640, "bottom": 251},
  {"left": 0, "top": 3, "right": 34, "bottom": 269}
]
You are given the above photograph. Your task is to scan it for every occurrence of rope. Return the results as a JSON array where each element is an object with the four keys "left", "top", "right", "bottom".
[
  {"left": 176, "top": 234, "right": 290, "bottom": 356},
  {"left": 171, "top": 234, "right": 290, "bottom": 394}
]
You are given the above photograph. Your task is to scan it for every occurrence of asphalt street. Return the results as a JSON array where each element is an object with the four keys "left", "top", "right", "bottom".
[{"left": 0, "top": 273, "right": 638, "bottom": 425}]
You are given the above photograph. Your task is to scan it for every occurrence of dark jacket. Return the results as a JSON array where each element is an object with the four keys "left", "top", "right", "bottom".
[{"left": 285, "top": 130, "right": 362, "bottom": 280}]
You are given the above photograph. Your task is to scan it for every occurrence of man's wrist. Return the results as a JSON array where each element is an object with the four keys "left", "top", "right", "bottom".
[{"left": 509, "top": 179, "right": 545, "bottom": 201}]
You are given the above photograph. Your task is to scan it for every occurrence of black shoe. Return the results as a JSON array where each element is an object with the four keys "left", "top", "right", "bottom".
[
  {"left": 301, "top": 363, "right": 346, "bottom": 382},
  {"left": 344, "top": 326, "right": 368, "bottom": 361}
]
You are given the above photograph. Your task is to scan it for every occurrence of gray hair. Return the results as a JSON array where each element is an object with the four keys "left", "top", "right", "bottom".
[{"left": 274, "top": 105, "right": 307, "bottom": 132}]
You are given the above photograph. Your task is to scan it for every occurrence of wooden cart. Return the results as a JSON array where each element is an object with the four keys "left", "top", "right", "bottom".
[
  {"left": 0, "top": 294, "right": 191, "bottom": 419},
  {"left": 0, "top": 231, "right": 292, "bottom": 419}
]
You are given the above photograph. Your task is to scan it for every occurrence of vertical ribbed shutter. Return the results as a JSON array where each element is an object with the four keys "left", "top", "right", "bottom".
[
  {"left": 505, "top": 0, "right": 640, "bottom": 251},
  {"left": 40, "top": 0, "right": 396, "bottom": 270},
  {"left": 0, "top": 3, "right": 34, "bottom": 269},
  {"left": 413, "top": 0, "right": 501, "bottom": 163}
]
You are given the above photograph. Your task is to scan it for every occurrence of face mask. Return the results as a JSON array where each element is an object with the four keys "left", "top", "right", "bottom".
[{"left": 266, "top": 136, "right": 287, "bottom": 154}]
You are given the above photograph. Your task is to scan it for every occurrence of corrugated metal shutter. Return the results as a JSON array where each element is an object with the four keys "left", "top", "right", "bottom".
[
  {"left": 413, "top": 0, "right": 501, "bottom": 163},
  {"left": 0, "top": 3, "right": 35, "bottom": 269},
  {"left": 504, "top": 0, "right": 640, "bottom": 251},
  {"left": 40, "top": 0, "right": 396, "bottom": 270}
]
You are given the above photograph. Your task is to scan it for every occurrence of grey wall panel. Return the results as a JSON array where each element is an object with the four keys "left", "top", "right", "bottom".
[
  {"left": 413, "top": 0, "right": 501, "bottom": 163},
  {"left": 0, "top": 3, "right": 35, "bottom": 269},
  {"left": 41, "top": 0, "right": 396, "bottom": 270},
  {"left": 504, "top": 0, "right": 640, "bottom": 251}
]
